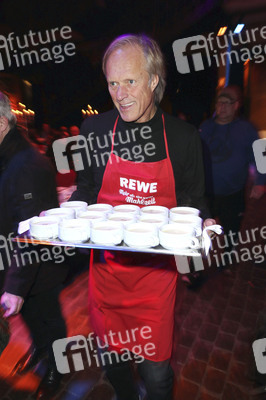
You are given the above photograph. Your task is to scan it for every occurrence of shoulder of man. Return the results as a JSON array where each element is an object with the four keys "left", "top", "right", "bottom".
[
  {"left": 231, "top": 117, "right": 257, "bottom": 130},
  {"left": 163, "top": 111, "right": 199, "bottom": 139},
  {"left": 7, "top": 141, "right": 54, "bottom": 176},
  {"left": 80, "top": 108, "right": 119, "bottom": 137},
  {"left": 199, "top": 117, "right": 215, "bottom": 132}
]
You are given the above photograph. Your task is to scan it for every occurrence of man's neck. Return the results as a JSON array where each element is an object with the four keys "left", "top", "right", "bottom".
[{"left": 215, "top": 117, "right": 236, "bottom": 125}]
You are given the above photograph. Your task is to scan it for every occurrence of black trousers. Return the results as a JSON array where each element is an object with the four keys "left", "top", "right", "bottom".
[
  {"left": 104, "top": 356, "right": 174, "bottom": 400},
  {"left": 208, "top": 188, "right": 245, "bottom": 238},
  {"left": 21, "top": 285, "right": 67, "bottom": 368}
]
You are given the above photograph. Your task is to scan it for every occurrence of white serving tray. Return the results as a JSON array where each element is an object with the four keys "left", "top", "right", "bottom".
[{"left": 15, "top": 231, "right": 203, "bottom": 257}]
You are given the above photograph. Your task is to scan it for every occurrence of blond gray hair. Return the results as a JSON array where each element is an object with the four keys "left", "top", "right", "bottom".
[{"left": 0, "top": 92, "right": 16, "bottom": 128}]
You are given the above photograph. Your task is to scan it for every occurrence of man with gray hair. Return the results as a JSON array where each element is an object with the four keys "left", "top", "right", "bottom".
[
  {"left": 200, "top": 85, "right": 265, "bottom": 245},
  {"left": 71, "top": 33, "right": 215, "bottom": 399},
  {"left": 0, "top": 91, "right": 68, "bottom": 399}
]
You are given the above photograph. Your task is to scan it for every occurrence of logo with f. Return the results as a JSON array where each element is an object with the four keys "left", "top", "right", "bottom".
[{"left": 0, "top": 34, "right": 12, "bottom": 71}]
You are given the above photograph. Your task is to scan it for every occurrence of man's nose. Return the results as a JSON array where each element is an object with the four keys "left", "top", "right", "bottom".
[{"left": 116, "top": 85, "right": 127, "bottom": 101}]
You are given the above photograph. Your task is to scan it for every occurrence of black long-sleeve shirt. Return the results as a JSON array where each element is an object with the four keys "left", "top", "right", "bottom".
[{"left": 71, "top": 107, "right": 210, "bottom": 219}]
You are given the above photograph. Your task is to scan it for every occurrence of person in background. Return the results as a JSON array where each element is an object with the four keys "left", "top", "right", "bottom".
[
  {"left": 200, "top": 85, "right": 265, "bottom": 246},
  {"left": 0, "top": 305, "right": 9, "bottom": 357},
  {"left": 70, "top": 33, "right": 215, "bottom": 400},
  {"left": 59, "top": 126, "right": 69, "bottom": 138},
  {"left": 69, "top": 125, "right": 80, "bottom": 136},
  {"left": 0, "top": 92, "right": 69, "bottom": 400}
]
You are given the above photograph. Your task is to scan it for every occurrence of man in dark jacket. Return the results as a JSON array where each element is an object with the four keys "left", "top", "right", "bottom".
[{"left": 0, "top": 91, "right": 69, "bottom": 400}]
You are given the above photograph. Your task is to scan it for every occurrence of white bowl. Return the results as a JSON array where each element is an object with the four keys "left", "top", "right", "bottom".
[
  {"left": 113, "top": 204, "right": 140, "bottom": 215},
  {"left": 59, "top": 218, "right": 90, "bottom": 243},
  {"left": 91, "top": 220, "right": 124, "bottom": 245},
  {"left": 159, "top": 224, "right": 199, "bottom": 250},
  {"left": 44, "top": 207, "right": 75, "bottom": 220},
  {"left": 108, "top": 212, "right": 136, "bottom": 227},
  {"left": 170, "top": 214, "right": 202, "bottom": 236},
  {"left": 124, "top": 222, "right": 159, "bottom": 249},
  {"left": 87, "top": 203, "right": 113, "bottom": 215},
  {"left": 60, "top": 201, "right": 88, "bottom": 217},
  {"left": 30, "top": 216, "right": 59, "bottom": 239},
  {"left": 170, "top": 206, "right": 200, "bottom": 219},
  {"left": 77, "top": 210, "right": 106, "bottom": 226},
  {"left": 138, "top": 213, "right": 168, "bottom": 228},
  {"left": 140, "top": 205, "right": 169, "bottom": 217}
]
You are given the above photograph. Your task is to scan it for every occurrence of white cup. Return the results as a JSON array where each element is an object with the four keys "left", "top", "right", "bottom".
[
  {"left": 44, "top": 207, "right": 75, "bottom": 220},
  {"left": 30, "top": 216, "right": 59, "bottom": 239},
  {"left": 170, "top": 206, "right": 200, "bottom": 219},
  {"left": 91, "top": 220, "right": 124, "bottom": 245},
  {"left": 138, "top": 213, "right": 168, "bottom": 228},
  {"left": 159, "top": 224, "right": 200, "bottom": 250},
  {"left": 87, "top": 203, "right": 113, "bottom": 216},
  {"left": 170, "top": 214, "right": 202, "bottom": 236},
  {"left": 59, "top": 218, "right": 90, "bottom": 243},
  {"left": 60, "top": 201, "right": 88, "bottom": 217},
  {"left": 140, "top": 205, "right": 169, "bottom": 217},
  {"left": 108, "top": 213, "right": 136, "bottom": 228},
  {"left": 113, "top": 204, "right": 140, "bottom": 216},
  {"left": 124, "top": 222, "right": 159, "bottom": 249},
  {"left": 77, "top": 210, "right": 106, "bottom": 226}
]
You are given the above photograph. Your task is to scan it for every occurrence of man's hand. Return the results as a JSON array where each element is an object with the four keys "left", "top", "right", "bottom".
[
  {"left": 1, "top": 292, "right": 24, "bottom": 317},
  {"left": 203, "top": 218, "right": 216, "bottom": 228},
  {"left": 250, "top": 185, "right": 265, "bottom": 200},
  {"left": 203, "top": 218, "right": 218, "bottom": 239}
]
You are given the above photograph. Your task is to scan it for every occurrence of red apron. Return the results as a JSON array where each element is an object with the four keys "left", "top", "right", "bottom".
[{"left": 89, "top": 114, "right": 178, "bottom": 361}]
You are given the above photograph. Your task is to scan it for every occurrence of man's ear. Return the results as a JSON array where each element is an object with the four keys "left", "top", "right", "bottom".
[
  {"left": 233, "top": 100, "right": 240, "bottom": 113},
  {"left": 0, "top": 116, "right": 9, "bottom": 133},
  {"left": 150, "top": 74, "right": 159, "bottom": 92}
]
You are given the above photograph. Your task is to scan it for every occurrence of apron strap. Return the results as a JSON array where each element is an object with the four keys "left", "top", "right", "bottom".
[
  {"left": 111, "top": 113, "right": 169, "bottom": 158},
  {"left": 111, "top": 116, "right": 119, "bottom": 153},
  {"left": 161, "top": 113, "right": 170, "bottom": 158}
]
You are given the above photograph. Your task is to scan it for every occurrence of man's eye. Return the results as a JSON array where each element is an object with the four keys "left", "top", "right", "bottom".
[
  {"left": 109, "top": 82, "right": 117, "bottom": 87},
  {"left": 128, "top": 80, "right": 135, "bottom": 84}
]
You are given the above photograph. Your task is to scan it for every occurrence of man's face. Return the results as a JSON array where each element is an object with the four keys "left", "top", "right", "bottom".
[
  {"left": 105, "top": 45, "right": 158, "bottom": 123},
  {"left": 215, "top": 96, "right": 239, "bottom": 124}
]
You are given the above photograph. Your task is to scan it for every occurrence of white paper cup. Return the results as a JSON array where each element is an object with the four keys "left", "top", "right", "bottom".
[
  {"left": 124, "top": 222, "right": 159, "bottom": 249},
  {"left": 159, "top": 224, "right": 199, "bottom": 250},
  {"left": 113, "top": 204, "right": 140, "bottom": 215},
  {"left": 138, "top": 213, "right": 168, "bottom": 228},
  {"left": 108, "top": 213, "right": 136, "bottom": 228},
  {"left": 170, "top": 214, "right": 202, "bottom": 236},
  {"left": 59, "top": 218, "right": 90, "bottom": 243},
  {"left": 60, "top": 201, "right": 88, "bottom": 217},
  {"left": 77, "top": 210, "right": 106, "bottom": 226},
  {"left": 91, "top": 220, "right": 124, "bottom": 245},
  {"left": 87, "top": 203, "right": 113, "bottom": 215},
  {"left": 140, "top": 205, "right": 169, "bottom": 217},
  {"left": 170, "top": 206, "right": 200, "bottom": 219},
  {"left": 30, "top": 216, "right": 59, "bottom": 239},
  {"left": 44, "top": 207, "right": 75, "bottom": 220}
]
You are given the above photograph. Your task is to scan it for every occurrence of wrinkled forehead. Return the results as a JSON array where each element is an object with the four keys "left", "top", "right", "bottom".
[
  {"left": 107, "top": 44, "right": 146, "bottom": 69},
  {"left": 217, "top": 87, "right": 240, "bottom": 102},
  {"left": 216, "top": 94, "right": 234, "bottom": 102}
]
